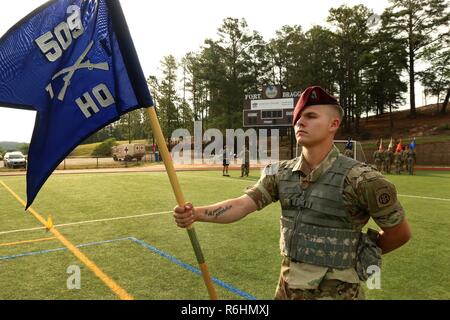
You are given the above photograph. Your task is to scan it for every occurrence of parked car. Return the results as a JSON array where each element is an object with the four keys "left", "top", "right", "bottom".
[{"left": 3, "top": 151, "right": 27, "bottom": 168}]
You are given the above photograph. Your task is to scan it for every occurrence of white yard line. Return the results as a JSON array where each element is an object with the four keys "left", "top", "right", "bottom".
[
  {"left": 195, "top": 176, "right": 450, "bottom": 200},
  {"left": 0, "top": 226, "right": 45, "bottom": 236},
  {"left": 2, "top": 193, "right": 448, "bottom": 237},
  {"left": 0, "top": 211, "right": 171, "bottom": 236},
  {"left": 398, "top": 194, "right": 450, "bottom": 202}
]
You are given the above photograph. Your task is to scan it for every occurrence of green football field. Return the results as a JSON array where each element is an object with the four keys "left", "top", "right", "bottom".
[{"left": 0, "top": 169, "right": 449, "bottom": 300}]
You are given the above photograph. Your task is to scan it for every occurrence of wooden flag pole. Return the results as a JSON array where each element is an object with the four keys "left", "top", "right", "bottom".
[{"left": 146, "top": 107, "right": 218, "bottom": 300}]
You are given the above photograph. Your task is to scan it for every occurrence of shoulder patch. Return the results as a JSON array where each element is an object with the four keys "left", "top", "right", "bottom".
[
  {"left": 375, "top": 187, "right": 395, "bottom": 208},
  {"left": 364, "top": 174, "right": 398, "bottom": 210}
]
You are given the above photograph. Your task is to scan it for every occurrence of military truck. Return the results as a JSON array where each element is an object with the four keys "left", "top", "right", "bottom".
[{"left": 112, "top": 143, "right": 146, "bottom": 161}]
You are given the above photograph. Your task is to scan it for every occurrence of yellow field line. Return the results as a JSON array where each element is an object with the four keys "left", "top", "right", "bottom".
[
  {"left": 0, "top": 237, "right": 55, "bottom": 247},
  {"left": 0, "top": 180, "right": 133, "bottom": 300}
]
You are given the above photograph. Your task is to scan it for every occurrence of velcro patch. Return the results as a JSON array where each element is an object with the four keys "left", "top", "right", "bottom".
[
  {"left": 375, "top": 188, "right": 395, "bottom": 208},
  {"left": 363, "top": 171, "right": 381, "bottom": 181},
  {"left": 264, "top": 163, "right": 279, "bottom": 175}
]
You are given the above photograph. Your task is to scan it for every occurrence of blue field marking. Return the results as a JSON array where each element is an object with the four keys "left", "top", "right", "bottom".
[
  {"left": 0, "top": 246, "right": 67, "bottom": 260},
  {"left": 0, "top": 236, "right": 257, "bottom": 300},
  {"left": 0, "top": 237, "right": 130, "bottom": 261},
  {"left": 128, "top": 237, "right": 257, "bottom": 300}
]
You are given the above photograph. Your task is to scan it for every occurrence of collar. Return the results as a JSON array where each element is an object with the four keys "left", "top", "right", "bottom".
[{"left": 292, "top": 145, "right": 340, "bottom": 182}]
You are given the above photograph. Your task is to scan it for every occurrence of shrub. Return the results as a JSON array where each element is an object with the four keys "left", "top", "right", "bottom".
[{"left": 92, "top": 138, "right": 117, "bottom": 157}]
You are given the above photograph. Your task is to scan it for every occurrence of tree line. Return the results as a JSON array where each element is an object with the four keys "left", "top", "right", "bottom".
[
  {"left": 0, "top": 142, "right": 29, "bottom": 156},
  {"left": 88, "top": 0, "right": 450, "bottom": 144}
]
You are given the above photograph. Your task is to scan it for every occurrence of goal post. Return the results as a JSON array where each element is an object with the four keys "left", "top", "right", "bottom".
[{"left": 334, "top": 140, "right": 367, "bottom": 162}]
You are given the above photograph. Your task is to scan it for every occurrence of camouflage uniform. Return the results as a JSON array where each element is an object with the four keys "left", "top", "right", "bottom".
[
  {"left": 245, "top": 145, "right": 405, "bottom": 300},
  {"left": 241, "top": 148, "right": 250, "bottom": 177},
  {"left": 394, "top": 152, "right": 402, "bottom": 174},
  {"left": 373, "top": 150, "right": 384, "bottom": 172},
  {"left": 407, "top": 150, "right": 416, "bottom": 175},
  {"left": 383, "top": 149, "right": 393, "bottom": 174},
  {"left": 401, "top": 150, "right": 408, "bottom": 172}
]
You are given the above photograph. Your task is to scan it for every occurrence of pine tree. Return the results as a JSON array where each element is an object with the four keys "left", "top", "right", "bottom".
[{"left": 384, "top": 0, "right": 450, "bottom": 116}]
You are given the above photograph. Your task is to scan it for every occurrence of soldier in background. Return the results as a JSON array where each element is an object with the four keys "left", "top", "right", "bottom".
[
  {"left": 343, "top": 137, "right": 354, "bottom": 158},
  {"left": 173, "top": 86, "right": 411, "bottom": 300},
  {"left": 222, "top": 146, "right": 231, "bottom": 177},
  {"left": 406, "top": 145, "right": 416, "bottom": 175},
  {"left": 240, "top": 146, "right": 250, "bottom": 177},
  {"left": 401, "top": 146, "right": 408, "bottom": 172},
  {"left": 394, "top": 149, "right": 402, "bottom": 174},
  {"left": 344, "top": 148, "right": 353, "bottom": 158},
  {"left": 383, "top": 146, "right": 393, "bottom": 174},
  {"left": 373, "top": 142, "right": 384, "bottom": 172},
  {"left": 376, "top": 138, "right": 382, "bottom": 150}
]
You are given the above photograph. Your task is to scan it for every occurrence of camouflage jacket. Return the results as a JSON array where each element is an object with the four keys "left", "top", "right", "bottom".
[
  {"left": 245, "top": 145, "right": 405, "bottom": 290},
  {"left": 407, "top": 151, "right": 416, "bottom": 161},
  {"left": 394, "top": 152, "right": 402, "bottom": 164},
  {"left": 384, "top": 150, "right": 393, "bottom": 162},
  {"left": 401, "top": 150, "right": 408, "bottom": 161},
  {"left": 374, "top": 150, "right": 385, "bottom": 161}
]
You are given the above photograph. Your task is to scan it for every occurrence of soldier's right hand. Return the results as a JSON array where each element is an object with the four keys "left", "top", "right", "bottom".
[{"left": 173, "top": 202, "right": 196, "bottom": 228}]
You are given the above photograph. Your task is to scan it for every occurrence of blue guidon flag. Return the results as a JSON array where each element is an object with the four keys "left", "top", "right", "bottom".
[{"left": 0, "top": 0, "right": 153, "bottom": 208}]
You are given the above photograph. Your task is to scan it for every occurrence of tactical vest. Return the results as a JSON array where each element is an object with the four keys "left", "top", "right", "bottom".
[{"left": 279, "top": 155, "right": 361, "bottom": 269}]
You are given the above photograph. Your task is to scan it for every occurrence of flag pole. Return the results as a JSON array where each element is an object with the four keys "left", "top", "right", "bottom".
[{"left": 146, "top": 107, "right": 218, "bottom": 300}]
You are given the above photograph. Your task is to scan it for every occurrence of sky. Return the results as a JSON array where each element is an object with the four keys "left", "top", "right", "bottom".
[{"left": 0, "top": 0, "right": 422, "bottom": 143}]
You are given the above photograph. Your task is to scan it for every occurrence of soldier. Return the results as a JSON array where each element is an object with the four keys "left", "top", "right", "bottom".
[
  {"left": 173, "top": 86, "right": 411, "bottom": 300},
  {"left": 373, "top": 143, "right": 384, "bottom": 172},
  {"left": 406, "top": 145, "right": 416, "bottom": 175},
  {"left": 344, "top": 148, "right": 353, "bottom": 158},
  {"left": 372, "top": 149, "right": 379, "bottom": 169},
  {"left": 222, "top": 146, "right": 230, "bottom": 177},
  {"left": 383, "top": 146, "right": 393, "bottom": 174},
  {"left": 394, "top": 149, "right": 402, "bottom": 174},
  {"left": 343, "top": 137, "right": 354, "bottom": 158},
  {"left": 240, "top": 146, "right": 250, "bottom": 177},
  {"left": 401, "top": 146, "right": 408, "bottom": 172}
]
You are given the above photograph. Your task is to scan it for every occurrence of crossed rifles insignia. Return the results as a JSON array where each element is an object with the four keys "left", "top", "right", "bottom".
[{"left": 52, "top": 41, "right": 109, "bottom": 101}]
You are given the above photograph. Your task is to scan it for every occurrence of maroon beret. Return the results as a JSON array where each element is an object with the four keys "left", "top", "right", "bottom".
[{"left": 292, "top": 86, "right": 339, "bottom": 126}]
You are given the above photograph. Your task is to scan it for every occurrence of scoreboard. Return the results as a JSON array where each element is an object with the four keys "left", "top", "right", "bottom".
[{"left": 243, "top": 85, "right": 301, "bottom": 128}]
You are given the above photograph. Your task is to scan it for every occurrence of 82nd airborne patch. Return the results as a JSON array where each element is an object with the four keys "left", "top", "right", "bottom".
[{"left": 375, "top": 188, "right": 394, "bottom": 208}]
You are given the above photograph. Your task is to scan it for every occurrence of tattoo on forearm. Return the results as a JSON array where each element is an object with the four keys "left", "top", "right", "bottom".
[{"left": 204, "top": 205, "right": 232, "bottom": 218}]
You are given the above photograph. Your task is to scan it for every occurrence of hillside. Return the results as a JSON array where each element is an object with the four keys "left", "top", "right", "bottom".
[
  {"left": 0, "top": 141, "right": 26, "bottom": 152},
  {"left": 336, "top": 103, "right": 450, "bottom": 141}
]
